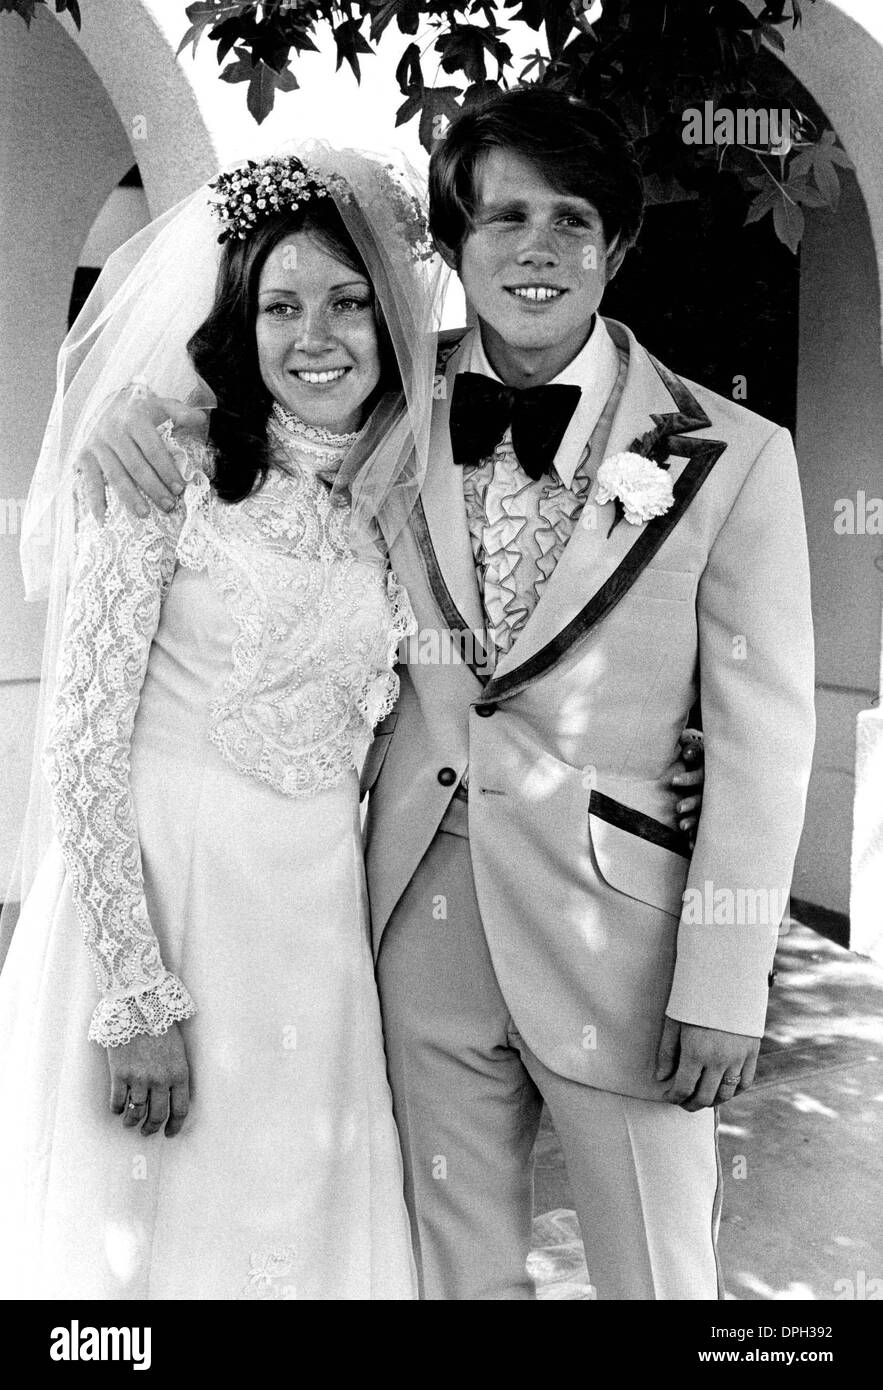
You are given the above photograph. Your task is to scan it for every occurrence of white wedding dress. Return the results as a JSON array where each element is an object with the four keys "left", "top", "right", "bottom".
[{"left": 0, "top": 406, "right": 418, "bottom": 1300}]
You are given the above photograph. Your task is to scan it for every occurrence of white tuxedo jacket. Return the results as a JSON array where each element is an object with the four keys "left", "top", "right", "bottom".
[{"left": 362, "top": 318, "right": 815, "bottom": 1099}]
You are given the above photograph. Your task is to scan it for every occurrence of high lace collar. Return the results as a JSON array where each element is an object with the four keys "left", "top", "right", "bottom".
[{"left": 268, "top": 402, "right": 358, "bottom": 482}]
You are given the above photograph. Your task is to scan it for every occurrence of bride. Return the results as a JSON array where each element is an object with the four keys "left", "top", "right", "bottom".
[{"left": 0, "top": 148, "right": 443, "bottom": 1300}]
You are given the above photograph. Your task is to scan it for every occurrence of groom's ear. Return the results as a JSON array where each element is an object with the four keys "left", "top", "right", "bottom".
[{"left": 604, "top": 232, "right": 628, "bottom": 284}]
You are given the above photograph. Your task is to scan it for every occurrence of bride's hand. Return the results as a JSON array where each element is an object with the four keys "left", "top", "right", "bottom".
[
  {"left": 107, "top": 1023, "right": 191, "bottom": 1138},
  {"left": 671, "top": 729, "right": 705, "bottom": 848}
]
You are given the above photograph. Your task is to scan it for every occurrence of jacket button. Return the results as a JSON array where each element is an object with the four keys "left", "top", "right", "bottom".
[
  {"left": 437, "top": 767, "right": 457, "bottom": 786},
  {"left": 475, "top": 704, "right": 497, "bottom": 717}
]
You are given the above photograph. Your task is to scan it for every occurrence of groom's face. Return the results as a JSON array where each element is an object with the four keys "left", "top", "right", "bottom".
[{"left": 456, "top": 149, "right": 616, "bottom": 382}]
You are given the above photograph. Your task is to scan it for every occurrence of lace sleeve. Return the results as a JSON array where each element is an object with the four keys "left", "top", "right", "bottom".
[
  {"left": 43, "top": 459, "right": 202, "bottom": 1047},
  {"left": 356, "top": 569, "right": 417, "bottom": 736}
]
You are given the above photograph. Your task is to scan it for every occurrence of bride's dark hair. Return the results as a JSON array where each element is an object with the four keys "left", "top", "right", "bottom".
[{"left": 187, "top": 203, "right": 400, "bottom": 503}]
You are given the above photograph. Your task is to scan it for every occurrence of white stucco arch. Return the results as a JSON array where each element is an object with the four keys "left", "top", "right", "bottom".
[
  {"left": 762, "top": 0, "right": 883, "bottom": 954},
  {"left": 46, "top": 0, "right": 219, "bottom": 215},
  {"left": 0, "top": 2, "right": 218, "bottom": 887},
  {"left": 771, "top": 0, "right": 883, "bottom": 356}
]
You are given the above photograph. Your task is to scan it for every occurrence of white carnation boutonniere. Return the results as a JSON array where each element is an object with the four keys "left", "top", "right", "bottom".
[{"left": 596, "top": 450, "right": 676, "bottom": 537}]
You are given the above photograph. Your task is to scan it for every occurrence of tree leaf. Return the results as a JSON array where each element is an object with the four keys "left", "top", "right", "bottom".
[
  {"left": 437, "top": 25, "right": 490, "bottom": 84},
  {"left": 369, "top": 0, "right": 401, "bottom": 42},
  {"left": 544, "top": 0, "right": 577, "bottom": 57},
  {"left": 177, "top": 1, "right": 250, "bottom": 58},
  {"left": 772, "top": 194, "right": 804, "bottom": 252},
  {"left": 503, "top": 0, "right": 545, "bottom": 32},
  {"left": 394, "top": 88, "right": 424, "bottom": 128},
  {"left": 788, "top": 130, "right": 852, "bottom": 210},
  {"left": 786, "top": 178, "right": 827, "bottom": 208},
  {"left": 811, "top": 153, "right": 840, "bottom": 206},
  {"left": 418, "top": 86, "right": 463, "bottom": 151},
  {"left": 369, "top": 0, "right": 421, "bottom": 41},
  {"left": 744, "top": 183, "right": 779, "bottom": 224},
  {"left": 818, "top": 127, "right": 853, "bottom": 167},
  {"left": 519, "top": 47, "right": 549, "bottom": 80},
  {"left": 2, "top": 0, "right": 38, "bottom": 26},
  {"left": 787, "top": 147, "right": 814, "bottom": 178},
  {"left": 395, "top": 40, "right": 423, "bottom": 95},
  {"left": 247, "top": 60, "right": 291, "bottom": 124},
  {"left": 55, "top": 0, "right": 81, "bottom": 28},
  {"left": 759, "top": 20, "right": 785, "bottom": 51},
  {"left": 211, "top": 13, "right": 259, "bottom": 66},
  {"left": 462, "top": 78, "right": 501, "bottom": 107},
  {"left": 710, "top": 0, "right": 762, "bottom": 31},
  {"left": 396, "top": 0, "right": 423, "bottom": 36},
  {"left": 218, "top": 48, "right": 254, "bottom": 86},
  {"left": 334, "top": 16, "right": 374, "bottom": 82},
  {"left": 395, "top": 84, "right": 463, "bottom": 150}
]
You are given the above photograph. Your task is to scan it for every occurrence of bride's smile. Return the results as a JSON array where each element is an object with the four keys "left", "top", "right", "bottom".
[{"left": 256, "top": 233, "right": 382, "bottom": 435}]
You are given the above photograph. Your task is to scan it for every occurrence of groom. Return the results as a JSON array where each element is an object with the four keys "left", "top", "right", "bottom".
[{"left": 81, "top": 88, "right": 815, "bottom": 1300}]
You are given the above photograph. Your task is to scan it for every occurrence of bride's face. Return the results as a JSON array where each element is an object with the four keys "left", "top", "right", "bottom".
[{"left": 256, "top": 233, "right": 382, "bottom": 434}]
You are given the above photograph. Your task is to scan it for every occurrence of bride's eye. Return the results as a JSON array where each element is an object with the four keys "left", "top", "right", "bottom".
[
  {"left": 333, "top": 296, "right": 371, "bottom": 314},
  {"left": 262, "top": 302, "right": 300, "bottom": 319}
]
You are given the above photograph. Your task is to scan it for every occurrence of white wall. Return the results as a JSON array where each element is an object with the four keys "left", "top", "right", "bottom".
[
  {"left": 0, "top": 15, "right": 135, "bottom": 889},
  {"left": 792, "top": 172, "right": 883, "bottom": 913},
  {"left": 767, "top": 1, "right": 883, "bottom": 923},
  {"left": 80, "top": 186, "right": 151, "bottom": 267},
  {"left": 0, "top": 4, "right": 217, "bottom": 891}
]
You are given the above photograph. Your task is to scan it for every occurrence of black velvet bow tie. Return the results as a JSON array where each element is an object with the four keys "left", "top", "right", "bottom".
[{"left": 450, "top": 372, "right": 582, "bottom": 481}]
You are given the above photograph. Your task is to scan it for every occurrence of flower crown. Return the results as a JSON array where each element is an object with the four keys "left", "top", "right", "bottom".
[{"left": 207, "top": 154, "right": 435, "bottom": 261}]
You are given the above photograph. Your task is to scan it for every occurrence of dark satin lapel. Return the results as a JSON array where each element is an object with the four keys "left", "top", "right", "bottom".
[
  {"left": 406, "top": 332, "right": 490, "bottom": 686},
  {"left": 480, "top": 355, "right": 726, "bottom": 705},
  {"left": 410, "top": 494, "right": 490, "bottom": 686}
]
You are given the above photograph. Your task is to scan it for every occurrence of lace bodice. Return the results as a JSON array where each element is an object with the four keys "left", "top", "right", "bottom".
[
  {"left": 176, "top": 410, "right": 413, "bottom": 794},
  {"left": 45, "top": 412, "right": 414, "bottom": 1046}
]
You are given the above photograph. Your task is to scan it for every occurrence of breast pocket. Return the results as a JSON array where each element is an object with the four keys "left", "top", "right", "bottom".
[
  {"left": 588, "top": 789, "right": 690, "bottom": 919},
  {"left": 628, "top": 566, "right": 697, "bottom": 604}
]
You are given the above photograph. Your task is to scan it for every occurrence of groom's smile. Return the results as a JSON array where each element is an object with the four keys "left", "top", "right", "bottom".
[
  {"left": 504, "top": 283, "right": 568, "bottom": 305},
  {"left": 455, "top": 148, "right": 617, "bottom": 388}
]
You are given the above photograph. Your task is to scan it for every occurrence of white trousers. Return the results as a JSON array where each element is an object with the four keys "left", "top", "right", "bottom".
[{"left": 376, "top": 796, "right": 723, "bottom": 1300}]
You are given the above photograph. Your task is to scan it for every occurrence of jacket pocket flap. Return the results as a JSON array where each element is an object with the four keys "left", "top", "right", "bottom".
[{"left": 588, "top": 791, "right": 689, "bottom": 918}]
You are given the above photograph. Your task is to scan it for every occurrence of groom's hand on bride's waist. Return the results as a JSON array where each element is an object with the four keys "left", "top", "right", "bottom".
[
  {"left": 655, "top": 1016, "right": 760, "bottom": 1112},
  {"left": 78, "top": 383, "right": 206, "bottom": 522}
]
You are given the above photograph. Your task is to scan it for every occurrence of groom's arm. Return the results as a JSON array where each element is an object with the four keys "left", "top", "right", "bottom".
[
  {"left": 665, "top": 424, "right": 816, "bottom": 1045},
  {"left": 78, "top": 386, "right": 205, "bottom": 521}
]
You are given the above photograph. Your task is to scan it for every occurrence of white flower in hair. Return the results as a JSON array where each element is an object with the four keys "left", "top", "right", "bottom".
[
  {"left": 596, "top": 451, "right": 675, "bottom": 526},
  {"left": 207, "top": 154, "right": 435, "bottom": 261}
]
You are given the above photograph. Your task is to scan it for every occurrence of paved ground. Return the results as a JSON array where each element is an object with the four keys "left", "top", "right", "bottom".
[{"left": 529, "top": 922, "right": 883, "bottom": 1300}]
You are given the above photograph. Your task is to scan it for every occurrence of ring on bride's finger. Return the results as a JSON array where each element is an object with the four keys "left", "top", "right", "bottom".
[{"left": 127, "top": 1097, "right": 146, "bottom": 1111}]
